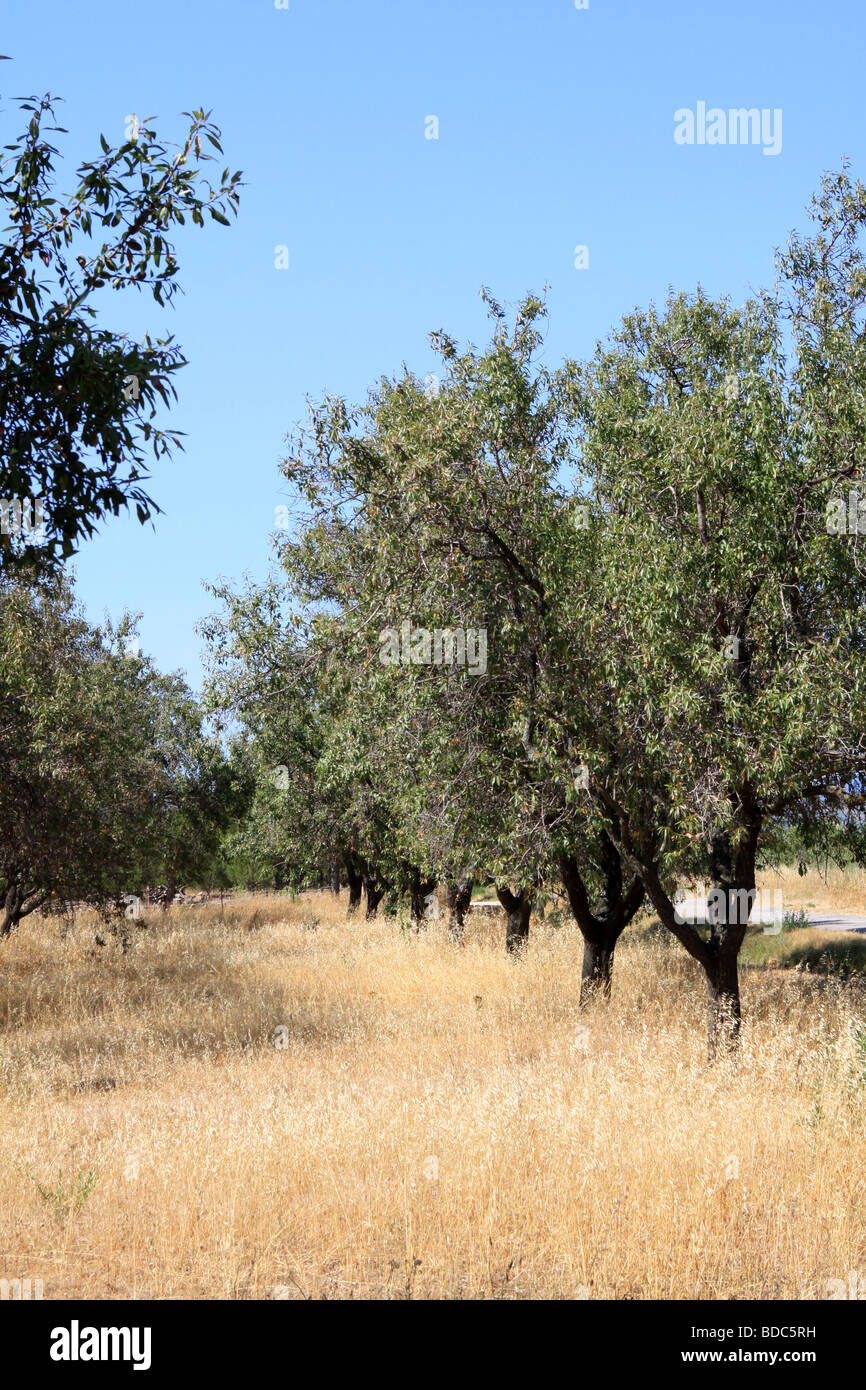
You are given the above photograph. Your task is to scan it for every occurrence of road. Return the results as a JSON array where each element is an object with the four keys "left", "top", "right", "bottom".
[{"left": 675, "top": 896, "right": 866, "bottom": 935}]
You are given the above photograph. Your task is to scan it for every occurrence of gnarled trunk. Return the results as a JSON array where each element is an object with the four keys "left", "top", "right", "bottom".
[
  {"left": 1, "top": 885, "right": 22, "bottom": 938},
  {"left": 364, "top": 876, "right": 386, "bottom": 919},
  {"left": 344, "top": 854, "right": 363, "bottom": 914},
  {"left": 496, "top": 886, "right": 532, "bottom": 953},
  {"left": 706, "top": 947, "right": 742, "bottom": 1059},
  {"left": 446, "top": 878, "right": 473, "bottom": 942},
  {"left": 559, "top": 831, "right": 644, "bottom": 1006},
  {"left": 702, "top": 827, "right": 753, "bottom": 1059},
  {"left": 162, "top": 870, "right": 177, "bottom": 913},
  {"left": 580, "top": 937, "right": 616, "bottom": 1001},
  {"left": 409, "top": 870, "right": 438, "bottom": 927},
  {"left": 1, "top": 884, "right": 48, "bottom": 939},
  {"left": 624, "top": 814, "right": 759, "bottom": 1061}
]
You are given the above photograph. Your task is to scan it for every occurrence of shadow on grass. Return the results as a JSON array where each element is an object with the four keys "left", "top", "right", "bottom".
[{"left": 742, "top": 930, "right": 866, "bottom": 978}]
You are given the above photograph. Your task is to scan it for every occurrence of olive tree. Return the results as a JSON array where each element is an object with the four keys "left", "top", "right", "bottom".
[{"left": 566, "top": 168, "right": 866, "bottom": 1053}]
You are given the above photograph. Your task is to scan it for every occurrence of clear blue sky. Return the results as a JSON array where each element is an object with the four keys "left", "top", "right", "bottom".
[{"left": 3, "top": 0, "right": 864, "bottom": 688}]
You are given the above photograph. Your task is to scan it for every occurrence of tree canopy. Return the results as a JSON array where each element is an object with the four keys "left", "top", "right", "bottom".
[
  {"left": 0, "top": 89, "right": 241, "bottom": 572},
  {"left": 202, "top": 167, "right": 866, "bottom": 1055}
]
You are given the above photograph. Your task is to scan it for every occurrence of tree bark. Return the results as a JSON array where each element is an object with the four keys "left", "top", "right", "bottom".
[
  {"left": 580, "top": 937, "right": 616, "bottom": 1001},
  {"left": 1, "top": 884, "right": 22, "bottom": 937},
  {"left": 363, "top": 876, "right": 386, "bottom": 919},
  {"left": 496, "top": 886, "right": 532, "bottom": 953},
  {"left": 344, "top": 854, "right": 363, "bottom": 914},
  {"left": 558, "top": 831, "right": 644, "bottom": 1006},
  {"left": 608, "top": 805, "right": 760, "bottom": 1060},
  {"left": 409, "top": 869, "right": 437, "bottom": 927},
  {"left": 706, "top": 946, "right": 742, "bottom": 1059},
  {"left": 702, "top": 825, "right": 755, "bottom": 1058},
  {"left": 163, "top": 870, "right": 177, "bottom": 913},
  {"left": 1, "top": 884, "right": 48, "bottom": 938},
  {"left": 446, "top": 878, "right": 473, "bottom": 942}
]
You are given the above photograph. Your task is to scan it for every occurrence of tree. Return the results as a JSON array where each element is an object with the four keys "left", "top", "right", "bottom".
[
  {"left": 0, "top": 573, "right": 236, "bottom": 935},
  {"left": 280, "top": 292, "right": 647, "bottom": 975},
  {"left": 0, "top": 87, "right": 241, "bottom": 572},
  {"left": 201, "top": 576, "right": 354, "bottom": 894},
  {"left": 566, "top": 169, "right": 866, "bottom": 1053},
  {"left": 133, "top": 665, "right": 246, "bottom": 902}
]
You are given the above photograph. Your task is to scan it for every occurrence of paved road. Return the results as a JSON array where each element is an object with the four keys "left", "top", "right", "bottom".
[
  {"left": 676, "top": 896, "right": 866, "bottom": 935},
  {"left": 473, "top": 896, "right": 866, "bottom": 933}
]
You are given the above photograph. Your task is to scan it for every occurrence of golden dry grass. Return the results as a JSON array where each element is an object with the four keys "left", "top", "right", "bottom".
[
  {"left": 0, "top": 890, "right": 864, "bottom": 1300},
  {"left": 757, "top": 863, "right": 866, "bottom": 915}
]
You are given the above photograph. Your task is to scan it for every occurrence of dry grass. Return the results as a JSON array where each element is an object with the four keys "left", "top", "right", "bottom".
[
  {"left": 757, "top": 863, "right": 866, "bottom": 915},
  {"left": 0, "top": 890, "right": 864, "bottom": 1300}
]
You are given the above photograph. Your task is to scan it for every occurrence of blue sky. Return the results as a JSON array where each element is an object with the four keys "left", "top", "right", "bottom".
[{"left": 3, "top": 0, "right": 864, "bottom": 688}]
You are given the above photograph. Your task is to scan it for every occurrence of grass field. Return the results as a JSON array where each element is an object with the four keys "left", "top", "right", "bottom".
[
  {"left": 757, "top": 863, "right": 866, "bottom": 916},
  {"left": 0, "top": 883, "right": 864, "bottom": 1300}
]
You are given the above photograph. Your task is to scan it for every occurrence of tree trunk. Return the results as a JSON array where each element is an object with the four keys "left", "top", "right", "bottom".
[
  {"left": 580, "top": 937, "right": 616, "bottom": 1002},
  {"left": 496, "top": 886, "right": 532, "bottom": 953},
  {"left": 703, "top": 826, "right": 753, "bottom": 1058},
  {"left": 624, "top": 851, "right": 748, "bottom": 1063},
  {"left": 0, "top": 885, "right": 49, "bottom": 938},
  {"left": 705, "top": 947, "right": 742, "bottom": 1059},
  {"left": 558, "top": 834, "right": 644, "bottom": 1006},
  {"left": 610, "top": 809, "right": 756, "bottom": 1063},
  {"left": 1, "top": 885, "right": 22, "bottom": 938},
  {"left": 409, "top": 870, "right": 438, "bottom": 927},
  {"left": 364, "top": 877, "right": 386, "bottom": 919},
  {"left": 328, "top": 862, "right": 341, "bottom": 895},
  {"left": 446, "top": 878, "right": 473, "bottom": 942},
  {"left": 163, "top": 870, "right": 177, "bottom": 913},
  {"left": 344, "top": 855, "right": 363, "bottom": 914}
]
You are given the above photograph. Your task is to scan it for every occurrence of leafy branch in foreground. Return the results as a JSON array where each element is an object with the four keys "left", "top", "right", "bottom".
[{"left": 0, "top": 90, "right": 241, "bottom": 572}]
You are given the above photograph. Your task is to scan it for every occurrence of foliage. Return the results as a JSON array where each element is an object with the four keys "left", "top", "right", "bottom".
[
  {"left": 0, "top": 90, "right": 241, "bottom": 572},
  {"left": 0, "top": 573, "right": 235, "bottom": 930}
]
